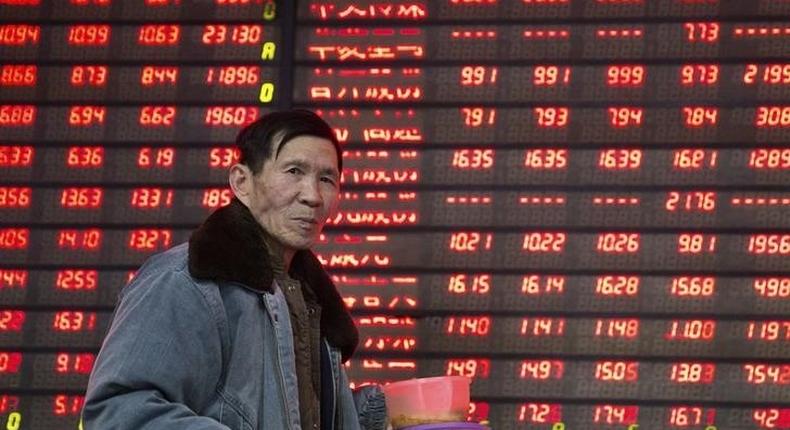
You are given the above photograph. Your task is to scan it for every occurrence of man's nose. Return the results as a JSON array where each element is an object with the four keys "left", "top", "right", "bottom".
[{"left": 298, "top": 178, "right": 322, "bottom": 207}]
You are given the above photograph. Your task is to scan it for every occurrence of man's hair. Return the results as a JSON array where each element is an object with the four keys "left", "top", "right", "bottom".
[{"left": 235, "top": 109, "right": 342, "bottom": 174}]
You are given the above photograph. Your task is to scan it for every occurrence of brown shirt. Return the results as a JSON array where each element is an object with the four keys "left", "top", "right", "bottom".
[{"left": 264, "top": 236, "right": 322, "bottom": 430}]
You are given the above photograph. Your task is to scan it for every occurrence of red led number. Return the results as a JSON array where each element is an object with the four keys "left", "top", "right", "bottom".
[
  {"left": 206, "top": 66, "right": 259, "bottom": 86},
  {"left": 0, "top": 105, "right": 36, "bottom": 126},
  {"left": 518, "top": 403, "right": 562, "bottom": 424},
  {"left": 68, "top": 105, "right": 105, "bottom": 126},
  {"left": 606, "top": 65, "right": 645, "bottom": 86},
  {"left": 533, "top": 66, "right": 570, "bottom": 86},
  {"left": 520, "top": 317, "right": 565, "bottom": 337},
  {"left": 595, "top": 361, "right": 638, "bottom": 382},
  {"left": 55, "top": 353, "right": 95, "bottom": 374},
  {"left": 684, "top": 22, "right": 719, "bottom": 43},
  {"left": 596, "top": 232, "right": 640, "bottom": 254},
  {"left": 683, "top": 106, "right": 718, "bottom": 127},
  {"left": 744, "top": 364, "right": 790, "bottom": 385},
  {"left": 749, "top": 149, "right": 790, "bottom": 169},
  {"left": 753, "top": 409, "right": 790, "bottom": 428},
  {"left": 53, "top": 311, "right": 96, "bottom": 332},
  {"left": 71, "top": 0, "right": 111, "bottom": 4},
  {"left": 534, "top": 107, "right": 568, "bottom": 128},
  {"left": 593, "top": 405, "right": 638, "bottom": 425},
  {"left": 680, "top": 64, "right": 719, "bottom": 86},
  {"left": 521, "top": 275, "right": 565, "bottom": 295},
  {"left": 670, "top": 276, "right": 715, "bottom": 297},
  {"left": 130, "top": 188, "right": 173, "bottom": 209},
  {"left": 55, "top": 270, "right": 98, "bottom": 290},
  {"left": 753, "top": 278, "right": 790, "bottom": 298},
  {"left": 53, "top": 395, "right": 84, "bottom": 417},
  {"left": 748, "top": 234, "right": 790, "bottom": 255},
  {"left": 0, "top": 187, "right": 31, "bottom": 208},
  {"left": 0, "top": 229, "right": 29, "bottom": 250},
  {"left": 128, "top": 229, "right": 173, "bottom": 251},
  {"left": 522, "top": 232, "right": 565, "bottom": 253},
  {"left": 460, "top": 66, "right": 498, "bottom": 86},
  {"left": 209, "top": 147, "right": 239, "bottom": 168},
  {"left": 66, "top": 146, "right": 104, "bottom": 168},
  {"left": 446, "top": 359, "right": 490, "bottom": 378},
  {"left": 0, "top": 270, "right": 27, "bottom": 289},
  {"left": 202, "top": 24, "right": 262, "bottom": 44},
  {"left": 71, "top": 65, "right": 108, "bottom": 87},
  {"left": 520, "top": 360, "right": 564, "bottom": 380},
  {"left": 60, "top": 188, "right": 102, "bottom": 209},
  {"left": 137, "top": 24, "right": 180, "bottom": 45},
  {"left": 141, "top": 66, "right": 178, "bottom": 86},
  {"left": 608, "top": 107, "right": 642, "bottom": 128},
  {"left": 743, "top": 64, "right": 790, "bottom": 85},
  {"left": 138, "top": 147, "right": 175, "bottom": 168},
  {"left": 746, "top": 321, "right": 790, "bottom": 341},
  {"left": 448, "top": 274, "right": 491, "bottom": 295},
  {"left": 756, "top": 106, "right": 790, "bottom": 127},
  {"left": 202, "top": 188, "right": 233, "bottom": 209},
  {"left": 677, "top": 233, "right": 717, "bottom": 254},
  {"left": 445, "top": 316, "right": 491, "bottom": 336},
  {"left": 0, "top": 24, "right": 40, "bottom": 45},
  {"left": 67, "top": 25, "right": 110, "bottom": 46},
  {"left": 595, "top": 319, "right": 639, "bottom": 338},
  {"left": 665, "top": 191, "right": 716, "bottom": 212},
  {"left": 0, "top": 311, "right": 25, "bottom": 332},
  {"left": 451, "top": 149, "right": 493, "bottom": 169},
  {"left": 0, "top": 352, "right": 22, "bottom": 374},
  {"left": 524, "top": 149, "right": 567, "bottom": 169},
  {"left": 670, "top": 362, "right": 715, "bottom": 384},
  {"left": 204, "top": 106, "right": 258, "bottom": 127},
  {"left": 672, "top": 149, "right": 717, "bottom": 170},
  {"left": 666, "top": 320, "right": 716, "bottom": 340},
  {"left": 461, "top": 107, "right": 496, "bottom": 127},
  {"left": 449, "top": 232, "right": 492, "bottom": 252},
  {"left": 139, "top": 106, "right": 176, "bottom": 127},
  {"left": 57, "top": 229, "right": 102, "bottom": 250},
  {"left": 595, "top": 275, "right": 639, "bottom": 296},
  {"left": 0, "top": 146, "right": 34, "bottom": 167},
  {"left": 598, "top": 149, "right": 641, "bottom": 170},
  {"left": 0, "top": 395, "right": 19, "bottom": 414},
  {"left": 0, "top": 65, "right": 36, "bottom": 86},
  {"left": 669, "top": 407, "right": 716, "bottom": 428}
]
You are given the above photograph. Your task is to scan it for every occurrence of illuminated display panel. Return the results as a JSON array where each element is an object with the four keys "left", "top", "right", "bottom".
[{"left": 1, "top": 0, "right": 790, "bottom": 428}]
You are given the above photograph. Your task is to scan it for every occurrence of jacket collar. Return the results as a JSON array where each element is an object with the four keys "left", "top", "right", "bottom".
[{"left": 188, "top": 198, "right": 358, "bottom": 361}]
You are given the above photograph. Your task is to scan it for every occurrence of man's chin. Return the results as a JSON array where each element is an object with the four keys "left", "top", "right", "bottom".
[{"left": 283, "top": 237, "right": 318, "bottom": 252}]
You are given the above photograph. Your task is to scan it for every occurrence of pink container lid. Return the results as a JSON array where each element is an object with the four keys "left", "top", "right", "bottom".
[{"left": 400, "top": 423, "right": 488, "bottom": 430}]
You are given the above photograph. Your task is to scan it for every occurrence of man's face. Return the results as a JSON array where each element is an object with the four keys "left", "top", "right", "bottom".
[{"left": 245, "top": 135, "right": 340, "bottom": 252}]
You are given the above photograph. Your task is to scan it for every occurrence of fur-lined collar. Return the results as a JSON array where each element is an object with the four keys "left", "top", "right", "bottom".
[{"left": 188, "top": 198, "right": 358, "bottom": 361}]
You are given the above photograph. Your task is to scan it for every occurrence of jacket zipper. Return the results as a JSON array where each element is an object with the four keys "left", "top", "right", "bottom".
[
  {"left": 262, "top": 293, "right": 295, "bottom": 430},
  {"left": 327, "top": 340, "right": 338, "bottom": 430}
]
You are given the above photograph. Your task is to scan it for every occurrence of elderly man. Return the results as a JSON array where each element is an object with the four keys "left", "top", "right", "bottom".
[{"left": 83, "top": 110, "right": 384, "bottom": 429}]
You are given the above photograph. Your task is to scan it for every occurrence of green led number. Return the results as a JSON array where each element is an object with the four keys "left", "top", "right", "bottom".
[
  {"left": 260, "top": 42, "right": 276, "bottom": 60},
  {"left": 262, "top": 0, "right": 276, "bottom": 21},
  {"left": 6, "top": 412, "right": 21, "bottom": 430},
  {"left": 259, "top": 83, "right": 274, "bottom": 103}
]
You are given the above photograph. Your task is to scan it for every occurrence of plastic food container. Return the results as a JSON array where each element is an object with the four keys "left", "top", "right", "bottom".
[{"left": 381, "top": 376, "right": 471, "bottom": 429}]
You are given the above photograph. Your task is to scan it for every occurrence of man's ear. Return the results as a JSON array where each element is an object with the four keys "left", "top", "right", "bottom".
[{"left": 229, "top": 163, "right": 254, "bottom": 206}]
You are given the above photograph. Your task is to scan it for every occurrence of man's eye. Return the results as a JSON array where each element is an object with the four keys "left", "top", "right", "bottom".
[
  {"left": 287, "top": 167, "right": 301, "bottom": 174},
  {"left": 321, "top": 177, "right": 336, "bottom": 185}
]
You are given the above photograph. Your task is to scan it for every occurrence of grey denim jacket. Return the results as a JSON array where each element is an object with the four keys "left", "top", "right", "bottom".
[{"left": 83, "top": 200, "right": 386, "bottom": 429}]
